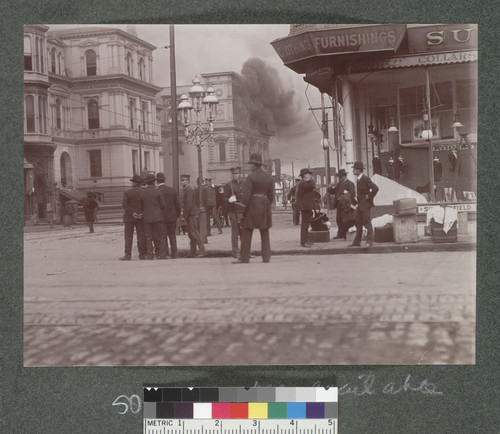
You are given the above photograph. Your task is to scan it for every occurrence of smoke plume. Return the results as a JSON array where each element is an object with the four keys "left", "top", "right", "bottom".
[{"left": 233, "top": 58, "right": 301, "bottom": 134}]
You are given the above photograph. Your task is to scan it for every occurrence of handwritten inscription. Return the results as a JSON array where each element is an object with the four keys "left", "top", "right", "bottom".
[{"left": 112, "top": 394, "right": 141, "bottom": 415}]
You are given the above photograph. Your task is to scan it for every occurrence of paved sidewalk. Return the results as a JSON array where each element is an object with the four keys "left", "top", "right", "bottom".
[{"left": 24, "top": 211, "right": 476, "bottom": 257}]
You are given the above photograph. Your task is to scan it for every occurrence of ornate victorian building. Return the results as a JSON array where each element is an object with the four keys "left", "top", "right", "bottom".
[{"left": 24, "top": 25, "right": 162, "bottom": 224}]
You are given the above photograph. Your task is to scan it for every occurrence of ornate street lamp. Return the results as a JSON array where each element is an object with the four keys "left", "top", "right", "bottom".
[{"left": 177, "top": 76, "right": 219, "bottom": 243}]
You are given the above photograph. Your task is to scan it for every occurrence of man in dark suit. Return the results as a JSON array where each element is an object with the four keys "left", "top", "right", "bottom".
[
  {"left": 235, "top": 153, "right": 274, "bottom": 264},
  {"left": 224, "top": 166, "right": 244, "bottom": 259},
  {"left": 141, "top": 173, "right": 166, "bottom": 259},
  {"left": 296, "top": 168, "right": 316, "bottom": 248},
  {"left": 181, "top": 174, "right": 206, "bottom": 258},
  {"left": 286, "top": 178, "right": 301, "bottom": 225},
  {"left": 351, "top": 161, "right": 379, "bottom": 249},
  {"left": 327, "top": 168, "right": 356, "bottom": 239},
  {"left": 204, "top": 178, "right": 223, "bottom": 236},
  {"left": 156, "top": 172, "right": 180, "bottom": 259},
  {"left": 120, "top": 174, "right": 147, "bottom": 260}
]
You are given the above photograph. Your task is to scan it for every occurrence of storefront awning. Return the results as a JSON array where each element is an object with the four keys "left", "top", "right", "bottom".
[{"left": 349, "top": 50, "right": 477, "bottom": 73}]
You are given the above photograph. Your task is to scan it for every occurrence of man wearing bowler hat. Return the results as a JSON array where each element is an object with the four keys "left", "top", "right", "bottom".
[
  {"left": 180, "top": 174, "right": 206, "bottom": 258},
  {"left": 141, "top": 173, "right": 166, "bottom": 259},
  {"left": 296, "top": 168, "right": 316, "bottom": 247},
  {"left": 327, "top": 168, "right": 356, "bottom": 239},
  {"left": 120, "top": 174, "right": 147, "bottom": 260},
  {"left": 234, "top": 153, "right": 274, "bottom": 264},
  {"left": 351, "top": 161, "right": 379, "bottom": 249},
  {"left": 156, "top": 172, "right": 180, "bottom": 259}
]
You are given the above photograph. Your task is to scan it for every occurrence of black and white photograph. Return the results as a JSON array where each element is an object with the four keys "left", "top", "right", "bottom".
[{"left": 23, "top": 24, "right": 477, "bottom": 367}]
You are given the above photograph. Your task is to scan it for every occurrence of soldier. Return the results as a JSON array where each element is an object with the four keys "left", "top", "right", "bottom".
[
  {"left": 141, "top": 173, "right": 166, "bottom": 259},
  {"left": 234, "top": 153, "right": 274, "bottom": 264},
  {"left": 120, "top": 174, "right": 147, "bottom": 260},
  {"left": 156, "top": 172, "right": 180, "bottom": 259},
  {"left": 224, "top": 166, "right": 244, "bottom": 259},
  {"left": 351, "top": 161, "right": 379, "bottom": 249},
  {"left": 180, "top": 174, "right": 206, "bottom": 258}
]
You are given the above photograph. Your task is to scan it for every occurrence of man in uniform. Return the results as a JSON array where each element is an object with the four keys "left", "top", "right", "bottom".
[
  {"left": 327, "top": 169, "right": 356, "bottom": 239},
  {"left": 224, "top": 167, "right": 244, "bottom": 259},
  {"left": 351, "top": 161, "right": 379, "bottom": 249},
  {"left": 141, "top": 173, "right": 166, "bottom": 259},
  {"left": 156, "top": 172, "right": 180, "bottom": 259},
  {"left": 181, "top": 174, "right": 206, "bottom": 258},
  {"left": 120, "top": 174, "right": 147, "bottom": 260},
  {"left": 235, "top": 153, "right": 274, "bottom": 264}
]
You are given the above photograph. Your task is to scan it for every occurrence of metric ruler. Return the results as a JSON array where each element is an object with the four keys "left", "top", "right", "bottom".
[
  {"left": 143, "top": 387, "right": 338, "bottom": 434},
  {"left": 143, "top": 418, "right": 337, "bottom": 434}
]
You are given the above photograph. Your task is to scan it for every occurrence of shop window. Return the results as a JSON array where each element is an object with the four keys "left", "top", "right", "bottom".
[
  {"left": 25, "top": 95, "right": 35, "bottom": 132},
  {"left": 24, "top": 36, "right": 32, "bottom": 71},
  {"left": 56, "top": 99, "right": 61, "bottom": 129},
  {"left": 85, "top": 50, "right": 97, "bottom": 76},
  {"left": 456, "top": 79, "right": 477, "bottom": 133},
  {"left": 87, "top": 99, "right": 99, "bottom": 129},
  {"left": 88, "top": 150, "right": 102, "bottom": 177}
]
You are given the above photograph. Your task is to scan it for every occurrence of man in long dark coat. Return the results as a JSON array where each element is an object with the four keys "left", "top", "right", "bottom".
[
  {"left": 327, "top": 168, "right": 356, "bottom": 239},
  {"left": 286, "top": 178, "right": 301, "bottom": 225},
  {"left": 141, "top": 173, "right": 166, "bottom": 259},
  {"left": 83, "top": 192, "right": 99, "bottom": 233},
  {"left": 296, "top": 168, "right": 316, "bottom": 247},
  {"left": 235, "top": 153, "right": 274, "bottom": 264},
  {"left": 120, "top": 174, "right": 147, "bottom": 260},
  {"left": 351, "top": 161, "right": 379, "bottom": 249},
  {"left": 224, "top": 167, "right": 244, "bottom": 259},
  {"left": 181, "top": 174, "right": 206, "bottom": 258},
  {"left": 156, "top": 172, "right": 180, "bottom": 259}
]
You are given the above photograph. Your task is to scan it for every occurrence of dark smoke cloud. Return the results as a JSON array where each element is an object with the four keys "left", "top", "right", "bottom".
[{"left": 233, "top": 58, "right": 303, "bottom": 133}]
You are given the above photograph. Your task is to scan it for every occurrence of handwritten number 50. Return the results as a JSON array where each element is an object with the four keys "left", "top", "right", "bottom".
[{"left": 112, "top": 395, "right": 142, "bottom": 415}]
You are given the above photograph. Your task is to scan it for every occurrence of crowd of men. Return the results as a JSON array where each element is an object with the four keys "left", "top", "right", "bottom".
[
  {"left": 119, "top": 153, "right": 274, "bottom": 263},
  {"left": 118, "top": 153, "right": 378, "bottom": 261}
]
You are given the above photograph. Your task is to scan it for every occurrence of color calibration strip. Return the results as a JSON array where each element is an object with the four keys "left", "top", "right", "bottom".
[{"left": 143, "top": 387, "right": 338, "bottom": 434}]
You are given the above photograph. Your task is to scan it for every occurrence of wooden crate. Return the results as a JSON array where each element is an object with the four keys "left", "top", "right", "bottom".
[{"left": 393, "top": 214, "right": 418, "bottom": 244}]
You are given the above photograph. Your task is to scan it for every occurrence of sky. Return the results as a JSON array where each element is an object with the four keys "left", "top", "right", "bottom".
[{"left": 47, "top": 24, "right": 326, "bottom": 176}]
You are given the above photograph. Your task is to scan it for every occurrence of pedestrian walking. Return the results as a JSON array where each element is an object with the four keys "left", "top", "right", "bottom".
[
  {"left": 120, "top": 174, "right": 147, "bottom": 260},
  {"left": 204, "top": 178, "right": 223, "bottom": 235},
  {"left": 141, "top": 173, "right": 166, "bottom": 259},
  {"left": 181, "top": 174, "right": 206, "bottom": 258},
  {"left": 296, "top": 168, "right": 316, "bottom": 248},
  {"left": 234, "top": 153, "right": 274, "bottom": 264},
  {"left": 156, "top": 172, "right": 180, "bottom": 259},
  {"left": 351, "top": 161, "right": 379, "bottom": 249},
  {"left": 82, "top": 192, "right": 99, "bottom": 233},
  {"left": 286, "top": 178, "right": 301, "bottom": 225},
  {"left": 224, "top": 166, "right": 244, "bottom": 259},
  {"left": 327, "top": 168, "right": 356, "bottom": 239}
]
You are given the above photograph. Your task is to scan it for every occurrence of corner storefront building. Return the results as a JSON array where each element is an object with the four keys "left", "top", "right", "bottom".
[{"left": 272, "top": 24, "right": 477, "bottom": 201}]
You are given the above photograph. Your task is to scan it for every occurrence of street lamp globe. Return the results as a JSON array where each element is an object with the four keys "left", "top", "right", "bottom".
[
  {"left": 421, "top": 129, "right": 433, "bottom": 141},
  {"left": 203, "top": 86, "right": 219, "bottom": 131}
]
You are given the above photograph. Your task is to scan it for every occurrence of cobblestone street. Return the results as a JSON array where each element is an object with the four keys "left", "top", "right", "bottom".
[{"left": 24, "top": 222, "right": 476, "bottom": 366}]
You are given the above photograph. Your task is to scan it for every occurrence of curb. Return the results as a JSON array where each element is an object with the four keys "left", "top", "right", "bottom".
[{"left": 175, "top": 242, "right": 475, "bottom": 258}]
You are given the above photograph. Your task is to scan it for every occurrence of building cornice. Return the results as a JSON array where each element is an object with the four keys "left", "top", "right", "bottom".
[{"left": 69, "top": 74, "right": 162, "bottom": 94}]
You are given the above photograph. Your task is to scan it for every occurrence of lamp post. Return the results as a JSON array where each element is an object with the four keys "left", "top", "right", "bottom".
[{"left": 177, "top": 77, "right": 219, "bottom": 243}]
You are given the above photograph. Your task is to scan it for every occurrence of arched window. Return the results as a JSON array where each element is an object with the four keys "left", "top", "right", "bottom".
[
  {"left": 55, "top": 99, "right": 61, "bottom": 129},
  {"left": 60, "top": 152, "right": 72, "bottom": 188},
  {"left": 38, "top": 96, "right": 47, "bottom": 134},
  {"left": 50, "top": 48, "right": 56, "bottom": 73},
  {"left": 57, "top": 53, "right": 64, "bottom": 75},
  {"left": 34, "top": 37, "right": 40, "bottom": 72},
  {"left": 218, "top": 140, "right": 226, "bottom": 162},
  {"left": 126, "top": 53, "right": 133, "bottom": 76},
  {"left": 25, "top": 95, "right": 35, "bottom": 132},
  {"left": 141, "top": 101, "right": 148, "bottom": 132},
  {"left": 24, "top": 36, "right": 32, "bottom": 71},
  {"left": 139, "top": 58, "right": 145, "bottom": 81},
  {"left": 87, "top": 99, "right": 99, "bottom": 129},
  {"left": 85, "top": 50, "right": 97, "bottom": 76},
  {"left": 129, "top": 98, "right": 135, "bottom": 129}
]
